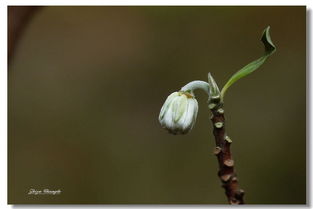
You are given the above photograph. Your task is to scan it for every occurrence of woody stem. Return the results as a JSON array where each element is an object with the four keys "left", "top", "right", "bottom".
[{"left": 210, "top": 102, "right": 245, "bottom": 204}]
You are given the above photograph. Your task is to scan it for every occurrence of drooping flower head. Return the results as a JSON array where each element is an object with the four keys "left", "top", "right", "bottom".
[{"left": 159, "top": 91, "right": 198, "bottom": 134}]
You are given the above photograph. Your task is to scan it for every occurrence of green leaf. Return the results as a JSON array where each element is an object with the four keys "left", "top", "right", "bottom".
[
  {"left": 220, "top": 26, "right": 276, "bottom": 100},
  {"left": 207, "top": 72, "right": 221, "bottom": 100}
]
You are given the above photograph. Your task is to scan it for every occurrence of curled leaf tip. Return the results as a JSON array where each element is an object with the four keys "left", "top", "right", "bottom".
[
  {"left": 261, "top": 26, "right": 276, "bottom": 55},
  {"left": 221, "top": 26, "right": 276, "bottom": 100}
]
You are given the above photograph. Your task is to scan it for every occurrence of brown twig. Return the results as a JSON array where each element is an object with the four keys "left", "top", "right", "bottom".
[
  {"left": 210, "top": 102, "right": 245, "bottom": 204},
  {"left": 8, "top": 6, "right": 41, "bottom": 62}
]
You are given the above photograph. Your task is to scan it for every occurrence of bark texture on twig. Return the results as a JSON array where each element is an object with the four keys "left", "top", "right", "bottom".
[{"left": 210, "top": 103, "right": 245, "bottom": 204}]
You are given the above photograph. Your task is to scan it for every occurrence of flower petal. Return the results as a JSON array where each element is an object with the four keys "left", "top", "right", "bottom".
[
  {"left": 159, "top": 92, "right": 179, "bottom": 121},
  {"left": 173, "top": 95, "right": 188, "bottom": 123}
]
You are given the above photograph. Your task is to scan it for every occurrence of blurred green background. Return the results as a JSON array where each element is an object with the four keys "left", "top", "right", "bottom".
[{"left": 8, "top": 6, "right": 306, "bottom": 204}]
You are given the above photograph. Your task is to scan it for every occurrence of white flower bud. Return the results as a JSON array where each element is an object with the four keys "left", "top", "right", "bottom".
[{"left": 159, "top": 91, "right": 198, "bottom": 134}]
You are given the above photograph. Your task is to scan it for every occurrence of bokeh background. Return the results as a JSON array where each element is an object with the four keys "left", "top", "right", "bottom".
[{"left": 8, "top": 6, "right": 306, "bottom": 204}]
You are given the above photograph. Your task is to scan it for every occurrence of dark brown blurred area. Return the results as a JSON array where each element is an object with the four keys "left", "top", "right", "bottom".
[
  {"left": 8, "top": 6, "right": 41, "bottom": 61},
  {"left": 8, "top": 6, "right": 306, "bottom": 204}
]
